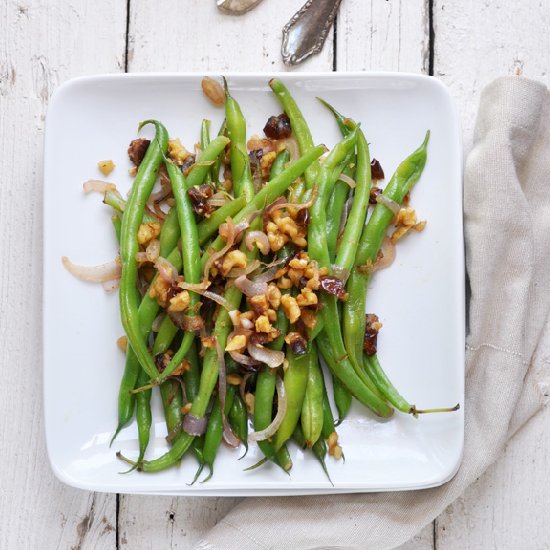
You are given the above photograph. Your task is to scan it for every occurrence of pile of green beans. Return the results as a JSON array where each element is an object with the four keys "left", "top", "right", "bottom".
[{"left": 70, "top": 76, "right": 458, "bottom": 482}]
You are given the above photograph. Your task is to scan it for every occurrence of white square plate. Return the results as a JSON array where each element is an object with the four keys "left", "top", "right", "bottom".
[{"left": 44, "top": 73, "right": 464, "bottom": 495}]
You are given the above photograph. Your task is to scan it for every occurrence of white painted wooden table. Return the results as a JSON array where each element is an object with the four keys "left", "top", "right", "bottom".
[{"left": 1, "top": 1, "right": 549, "bottom": 548}]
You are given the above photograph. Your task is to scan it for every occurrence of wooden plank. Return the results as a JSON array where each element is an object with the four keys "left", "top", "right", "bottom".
[
  {"left": 433, "top": 0, "right": 550, "bottom": 151},
  {"left": 336, "top": 0, "right": 429, "bottom": 72},
  {"left": 434, "top": 1, "right": 550, "bottom": 547},
  {"left": 436, "top": 406, "right": 550, "bottom": 549},
  {"left": 0, "top": 1, "right": 125, "bottom": 548},
  {"left": 119, "top": 2, "right": 334, "bottom": 546},
  {"left": 127, "top": 0, "right": 333, "bottom": 72},
  {"left": 119, "top": 496, "right": 241, "bottom": 548}
]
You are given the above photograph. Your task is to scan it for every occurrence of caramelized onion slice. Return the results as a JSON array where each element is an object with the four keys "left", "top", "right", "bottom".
[
  {"left": 376, "top": 194, "right": 400, "bottom": 216},
  {"left": 247, "top": 342, "right": 285, "bottom": 368},
  {"left": 62, "top": 256, "right": 121, "bottom": 283},
  {"left": 235, "top": 275, "right": 268, "bottom": 297}
]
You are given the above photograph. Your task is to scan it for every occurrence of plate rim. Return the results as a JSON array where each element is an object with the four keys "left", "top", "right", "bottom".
[{"left": 43, "top": 71, "right": 464, "bottom": 496}]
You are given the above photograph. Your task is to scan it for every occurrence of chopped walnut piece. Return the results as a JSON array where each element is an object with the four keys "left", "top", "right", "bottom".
[
  {"left": 390, "top": 206, "right": 426, "bottom": 244},
  {"left": 181, "top": 403, "right": 192, "bottom": 415},
  {"left": 227, "top": 374, "right": 242, "bottom": 386},
  {"left": 149, "top": 276, "right": 173, "bottom": 308},
  {"left": 266, "top": 308, "right": 277, "bottom": 322},
  {"left": 266, "top": 283, "right": 282, "bottom": 309},
  {"left": 288, "top": 257, "right": 309, "bottom": 270},
  {"left": 296, "top": 287, "right": 318, "bottom": 307},
  {"left": 168, "top": 290, "right": 190, "bottom": 312},
  {"left": 248, "top": 294, "right": 269, "bottom": 315},
  {"left": 277, "top": 276, "right": 293, "bottom": 290},
  {"left": 137, "top": 222, "right": 161, "bottom": 245},
  {"left": 226, "top": 333, "right": 247, "bottom": 352},
  {"left": 281, "top": 294, "right": 300, "bottom": 323},
  {"left": 98, "top": 160, "right": 115, "bottom": 176},
  {"left": 221, "top": 250, "right": 247, "bottom": 275},
  {"left": 327, "top": 431, "right": 343, "bottom": 459},
  {"left": 260, "top": 150, "right": 277, "bottom": 178},
  {"left": 117, "top": 335, "right": 128, "bottom": 353},
  {"left": 245, "top": 392, "right": 255, "bottom": 415},
  {"left": 168, "top": 138, "right": 191, "bottom": 165},
  {"left": 255, "top": 315, "right": 273, "bottom": 333}
]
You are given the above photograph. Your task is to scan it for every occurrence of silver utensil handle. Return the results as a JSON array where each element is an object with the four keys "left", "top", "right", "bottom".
[{"left": 281, "top": 0, "right": 343, "bottom": 66}]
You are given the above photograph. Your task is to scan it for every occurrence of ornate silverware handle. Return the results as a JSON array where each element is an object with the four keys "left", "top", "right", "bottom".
[{"left": 282, "top": 0, "right": 343, "bottom": 65}]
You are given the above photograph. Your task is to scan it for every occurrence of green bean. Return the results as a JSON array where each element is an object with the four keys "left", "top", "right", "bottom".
[
  {"left": 301, "top": 346, "right": 324, "bottom": 447},
  {"left": 335, "top": 128, "right": 371, "bottom": 271},
  {"left": 292, "top": 424, "right": 331, "bottom": 484},
  {"left": 252, "top": 304, "right": 290, "bottom": 469},
  {"left": 139, "top": 230, "right": 261, "bottom": 472},
  {"left": 270, "top": 148, "right": 290, "bottom": 178},
  {"left": 119, "top": 120, "right": 168, "bottom": 380},
  {"left": 224, "top": 80, "right": 254, "bottom": 202},
  {"left": 332, "top": 375, "right": 352, "bottom": 425},
  {"left": 190, "top": 436, "right": 205, "bottom": 485},
  {"left": 229, "top": 392, "right": 248, "bottom": 457},
  {"left": 315, "top": 326, "right": 392, "bottom": 417},
  {"left": 321, "top": 377, "right": 337, "bottom": 439},
  {"left": 103, "top": 191, "right": 156, "bottom": 224},
  {"left": 159, "top": 207, "right": 180, "bottom": 257},
  {"left": 135, "top": 366, "right": 152, "bottom": 466},
  {"left": 274, "top": 347, "right": 310, "bottom": 451},
  {"left": 202, "top": 385, "right": 236, "bottom": 482},
  {"left": 343, "top": 131, "right": 430, "bottom": 368},
  {"left": 196, "top": 196, "right": 246, "bottom": 244},
  {"left": 326, "top": 178, "right": 350, "bottom": 261},
  {"left": 112, "top": 213, "right": 181, "bottom": 445},
  {"left": 187, "top": 135, "right": 231, "bottom": 189},
  {"left": 111, "top": 214, "right": 122, "bottom": 242},
  {"left": 317, "top": 97, "right": 352, "bottom": 136},
  {"left": 154, "top": 157, "right": 201, "bottom": 382},
  {"left": 269, "top": 78, "right": 319, "bottom": 189},
  {"left": 211, "top": 119, "right": 226, "bottom": 187},
  {"left": 200, "top": 119, "right": 212, "bottom": 186},
  {"left": 200, "top": 144, "right": 326, "bottom": 271}
]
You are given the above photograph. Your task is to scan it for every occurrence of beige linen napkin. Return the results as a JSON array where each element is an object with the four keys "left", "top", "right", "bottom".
[{"left": 197, "top": 76, "right": 550, "bottom": 550}]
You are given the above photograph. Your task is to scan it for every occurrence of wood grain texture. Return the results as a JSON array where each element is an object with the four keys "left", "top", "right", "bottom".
[
  {"left": 434, "top": 0, "right": 550, "bottom": 150},
  {"left": 336, "top": 0, "right": 428, "bottom": 72},
  {"left": 434, "top": 1, "right": 550, "bottom": 547},
  {"left": 127, "top": 0, "right": 333, "bottom": 72},
  {"left": 0, "top": 1, "right": 125, "bottom": 548},
  {"left": 119, "top": 496, "right": 241, "bottom": 548}
]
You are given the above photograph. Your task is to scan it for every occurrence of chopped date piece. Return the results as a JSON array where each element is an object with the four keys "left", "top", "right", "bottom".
[
  {"left": 128, "top": 138, "right": 150, "bottom": 166},
  {"left": 249, "top": 148, "right": 263, "bottom": 166},
  {"left": 319, "top": 275, "right": 348, "bottom": 300},
  {"left": 295, "top": 207, "right": 310, "bottom": 227},
  {"left": 285, "top": 331, "right": 308, "bottom": 356},
  {"left": 154, "top": 351, "right": 173, "bottom": 374},
  {"left": 188, "top": 184, "right": 214, "bottom": 217},
  {"left": 363, "top": 313, "right": 382, "bottom": 356},
  {"left": 263, "top": 113, "right": 292, "bottom": 140},
  {"left": 369, "top": 186, "right": 383, "bottom": 205},
  {"left": 370, "top": 158, "right": 385, "bottom": 180},
  {"left": 180, "top": 154, "right": 196, "bottom": 175}
]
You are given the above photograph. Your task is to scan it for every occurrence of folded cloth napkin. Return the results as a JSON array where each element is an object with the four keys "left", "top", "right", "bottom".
[{"left": 197, "top": 76, "right": 550, "bottom": 550}]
